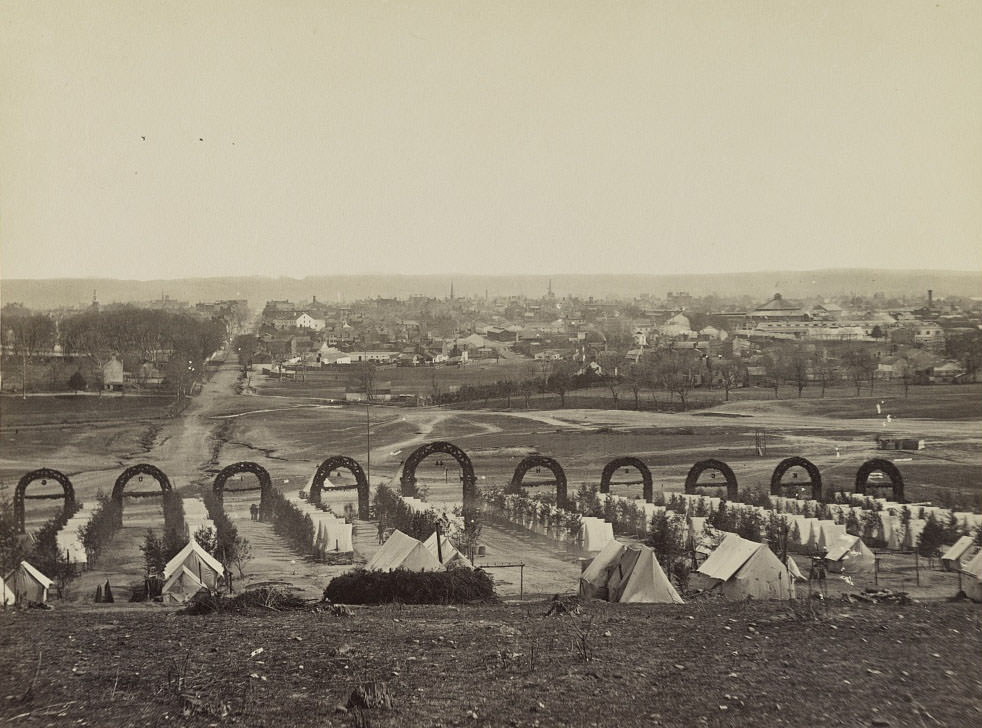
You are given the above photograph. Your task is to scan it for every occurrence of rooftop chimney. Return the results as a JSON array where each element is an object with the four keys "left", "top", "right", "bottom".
[{"left": 928, "top": 289, "right": 933, "bottom": 306}]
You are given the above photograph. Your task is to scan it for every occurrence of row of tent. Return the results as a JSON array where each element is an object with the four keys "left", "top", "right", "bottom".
[
  {"left": 288, "top": 493, "right": 354, "bottom": 553},
  {"left": 365, "top": 529, "right": 472, "bottom": 572},
  {"left": 770, "top": 494, "right": 982, "bottom": 534},
  {"left": 643, "top": 492, "right": 971, "bottom": 553},
  {"left": 579, "top": 533, "right": 805, "bottom": 604}
]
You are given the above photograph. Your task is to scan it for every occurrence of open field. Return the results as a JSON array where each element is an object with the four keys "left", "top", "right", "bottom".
[
  {"left": 1, "top": 600, "right": 980, "bottom": 728},
  {"left": 255, "top": 359, "right": 534, "bottom": 399}
]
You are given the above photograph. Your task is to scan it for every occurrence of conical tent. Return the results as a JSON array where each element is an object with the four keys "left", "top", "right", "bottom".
[
  {"left": 366, "top": 530, "right": 442, "bottom": 572},
  {"left": 579, "top": 541, "right": 683, "bottom": 604},
  {"left": 605, "top": 546, "right": 643, "bottom": 602},
  {"left": 578, "top": 539, "right": 626, "bottom": 600},
  {"left": 617, "top": 546, "right": 684, "bottom": 604},
  {"left": 824, "top": 534, "right": 876, "bottom": 576}
]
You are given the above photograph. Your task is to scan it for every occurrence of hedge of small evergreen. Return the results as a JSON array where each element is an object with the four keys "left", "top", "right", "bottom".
[{"left": 324, "top": 567, "right": 498, "bottom": 605}]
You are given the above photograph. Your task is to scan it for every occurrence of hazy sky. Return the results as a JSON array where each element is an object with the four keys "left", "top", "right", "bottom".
[{"left": 2, "top": 1, "right": 980, "bottom": 280}]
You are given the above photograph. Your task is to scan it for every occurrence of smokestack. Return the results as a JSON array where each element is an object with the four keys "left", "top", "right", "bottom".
[{"left": 928, "top": 289, "right": 933, "bottom": 306}]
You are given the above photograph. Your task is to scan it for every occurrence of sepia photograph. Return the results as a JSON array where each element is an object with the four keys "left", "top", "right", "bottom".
[{"left": 1, "top": 1, "right": 980, "bottom": 726}]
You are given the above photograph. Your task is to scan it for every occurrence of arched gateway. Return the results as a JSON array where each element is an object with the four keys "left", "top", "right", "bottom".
[
  {"left": 684, "top": 459, "right": 739, "bottom": 501},
  {"left": 213, "top": 462, "right": 273, "bottom": 515},
  {"left": 854, "top": 458, "right": 905, "bottom": 503},
  {"left": 599, "top": 457, "right": 653, "bottom": 502},
  {"left": 508, "top": 455, "right": 568, "bottom": 508},
  {"left": 310, "top": 456, "right": 370, "bottom": 519},
  {"left": 13, "top": 468, "right": 76, "bottom": 534},
  {"left": 400, "top": 441, "right": 477, "bottom": 507},
  {"left": 770, "top": 457, "right": 823, "bottom": 501}
]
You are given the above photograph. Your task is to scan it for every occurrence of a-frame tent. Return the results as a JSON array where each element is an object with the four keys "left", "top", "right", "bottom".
[
  {"left": 698, "top": 534, "right": 792, "bottom": 600},
  {"left": 163, "top": 539, "right": 225, "bottom": 589},
  {"left": 824, "top": 534, "right": 876, "bottom": 576},
  {"left": 942, "top": 536, "right": 976, "bottom": 572},
  {"left": 0, "top": 575, "right": 15, "bottom": 606},
  {"left": 161, "top": 565, "right": 207, "bottom": 604},
  {"left": 422, "top": 532, "right": 472, "bottom": 569},
  {"left": 4, "top": 561, "right": 54, "bottom": 604},
  {"left": 960, "top": 549, "right": 982, "bottom": 602},
  {"left": 366, "top": 530, "right": 442, "bottom": 572}
]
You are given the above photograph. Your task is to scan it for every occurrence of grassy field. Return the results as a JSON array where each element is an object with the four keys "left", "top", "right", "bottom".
[
  {"left": 256, "top": 359, "right": 534, "bottom": 399},
  {"left": 1, "top": 599, "right": 979, "bottom": 727}
]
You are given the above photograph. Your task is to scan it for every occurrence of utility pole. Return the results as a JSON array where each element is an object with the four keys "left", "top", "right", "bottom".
[{"left": 366, "top": 403, "right": 371, "bottom": 488}]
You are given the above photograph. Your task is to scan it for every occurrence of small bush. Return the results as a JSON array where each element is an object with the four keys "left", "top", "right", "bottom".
[{"left": 324, "top": 567, "right": 498, "bottom": 605}]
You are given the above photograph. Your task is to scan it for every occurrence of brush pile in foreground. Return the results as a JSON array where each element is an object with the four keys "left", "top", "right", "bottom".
[{"left": 324, "top": 567, "right": 498, "bottom": 604}]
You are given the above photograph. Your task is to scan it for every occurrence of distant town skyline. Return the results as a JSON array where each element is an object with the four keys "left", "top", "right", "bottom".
[{"left": 2, "top": 1, "right": 980, "bottom": 280}]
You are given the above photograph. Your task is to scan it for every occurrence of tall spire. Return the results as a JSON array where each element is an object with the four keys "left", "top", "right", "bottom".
[{"left": 450, "top": 279, "right": 454, "bottom": 301}]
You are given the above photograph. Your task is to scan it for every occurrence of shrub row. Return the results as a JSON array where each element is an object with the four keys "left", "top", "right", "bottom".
[
  {"left": 374, "top": 484, "right": 443, "bottom": 542},
  {"left": 324, "top": 567, "right": 498, "bottom": 605},
  {"left": 265, "top": 488, "right": 316, "bottom": 556},
  {"left": 80, "top": 493, "right": 122, "bottom": 562}
]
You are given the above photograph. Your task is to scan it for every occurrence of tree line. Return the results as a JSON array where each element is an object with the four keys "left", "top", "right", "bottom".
[{"left": 1, "top": 306, "right": 228, "bottom": 394}]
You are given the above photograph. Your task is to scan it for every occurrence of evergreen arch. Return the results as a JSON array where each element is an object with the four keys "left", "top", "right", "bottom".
[
  {"left": 854, "top": 458, "right": 905, "bottom": 502},
  {"left": 599, "top": 457, "right": 653, "bottom": 502},
  {"left": 508, "top": 455, "right": 568, "bottom": 508},
  {"left": 13, "top": 468, "right": 76, "bottom": 534},
  {"left": 400, "top": 441, "right": 477, "bottom": 507},
  {"left": 213, "top": 461, "right": 273, "bottom": 514},
  {"left": 310, "top": 455, "right": 370, "bottom": 519},
  {"left": 770, "top": 457, "right": 823, "bottom": 501},
  {"left": 684, "top": 459, "right": 738, "bottom": 501}
]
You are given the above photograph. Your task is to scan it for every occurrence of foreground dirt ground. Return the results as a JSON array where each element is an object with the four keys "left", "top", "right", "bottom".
[{"left": 1, "top": 600, "right": 979, "bottom": 727}]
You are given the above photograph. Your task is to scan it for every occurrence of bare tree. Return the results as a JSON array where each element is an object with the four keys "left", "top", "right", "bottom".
[
  {"left": 5, "top": 313, "right": 56, "bottom": 398},
  {"left": 624, "top": 359, "right": 649, "bottom": 410},
  {"left": 842, "top": 346, "right": 875, "bottom": 396}
]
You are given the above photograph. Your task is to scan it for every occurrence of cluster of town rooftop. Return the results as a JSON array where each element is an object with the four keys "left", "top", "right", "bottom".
[
  {"left": 250, "top": 288, "right": 978, "bottom": 386},
  {"left": 2, "top": 287, "right": 977, "bottom": 396}
]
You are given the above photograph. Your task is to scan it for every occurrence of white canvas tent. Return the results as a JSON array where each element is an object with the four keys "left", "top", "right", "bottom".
[
  {"left": 960, "top": 549, "right": 982, "bottom": 602},
  {"left": 422, "top": 532, "right": 472, "bottom": 569},
  {"left": 161, "top": 565, "right": 207, "bottom": 604},
  {"left": 163, "top": 539, "right": 225, "bottom": 588},
  {"left": 698, "top": 534, "right": 792, "bottom": 600},
  {"left": 366, "top": 530, "right": 442, "bottom": 572},
  {"left": 817, "top": 520, "right": 847, "bottom": 550},
  {"left": 824, "top": 534, "right": 876, "bottom": 576},
  {"left": 942, "top": 536, "right": 976, "bottom": 571},
  {"left": 580, "top": 517, "right": 614, "bottom": 551},
  {"left": 4, "top": 561, "right": 53, "bottom": 604},
  {"left": 579, "top": 540, "right": 682, "bottom": 604}
]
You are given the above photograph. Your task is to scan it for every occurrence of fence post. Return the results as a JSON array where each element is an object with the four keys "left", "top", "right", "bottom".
[{"left": 874, "top": 555, "right": 878, "bottom": 586}]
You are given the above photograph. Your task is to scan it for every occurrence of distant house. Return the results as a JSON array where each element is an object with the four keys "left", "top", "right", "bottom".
[
  {"left": 295, "top": 313, "right": 326, "bottom": 331},
  {"left": 931, "top": 360, "right": 966, "bottom": 383},
  {"left": 102, "top": 355, "right": 124, "bottom": 391},
  {"left": 749, "top": 294, "right": 809, "bottom": 322}
]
